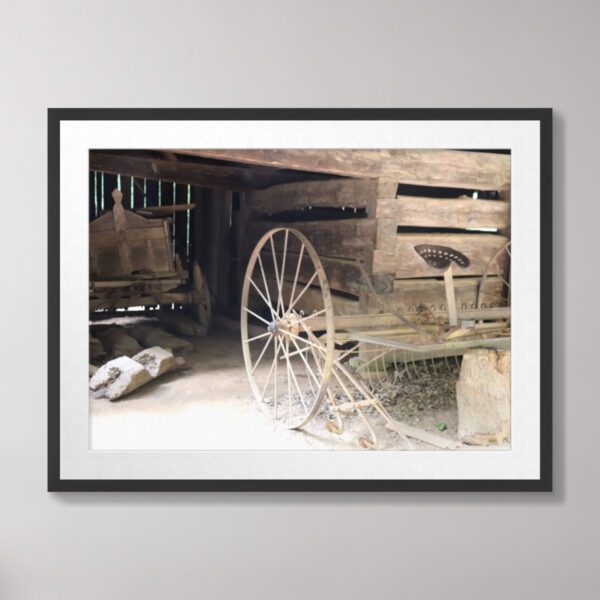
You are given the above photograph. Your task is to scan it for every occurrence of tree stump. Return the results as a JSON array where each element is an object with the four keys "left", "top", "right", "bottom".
[{"left": 456, "top": 349, "right": 511, "bottom": 445}]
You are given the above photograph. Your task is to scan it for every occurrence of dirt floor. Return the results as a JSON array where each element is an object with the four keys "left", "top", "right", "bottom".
[{"left": 90, "top": 317, "right": 501, "bottom": 451}]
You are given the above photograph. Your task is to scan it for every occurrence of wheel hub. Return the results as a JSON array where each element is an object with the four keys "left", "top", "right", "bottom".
[{"left": 270, "top": 313, "right": 300, "bottom": 337}]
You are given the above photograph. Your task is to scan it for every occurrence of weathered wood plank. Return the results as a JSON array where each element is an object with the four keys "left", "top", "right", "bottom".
[
  {"left": 372, "top": 196, "right": 510, "bottom": 230},
  {"left": 246, "top": 219, "right": 376, "bottom": 261},
  {"left": 257, "top": 250, "right": 393, "bottom": 296},
  {"left": 173, "top": 149, "right": 511, "bottom": 190},
  {"left": 362, "top": 276, "right": 506, "bottom": 314},
  {"left": 247, "top": 178, "right": 397, "bottom": 214},
  {"left": 388, "top": 233, "right": 509, "bottom": 278},
  {"left": 89, "top": 152, "right": 334, "bottom": 191}
]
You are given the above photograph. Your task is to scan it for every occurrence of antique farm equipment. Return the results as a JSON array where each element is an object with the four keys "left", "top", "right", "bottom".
[
  {"left": 241, "top": 227, "right": 511, "bottom": 449},
  {"left": 90, "top": 189, "right": 211, "bottom": 329}
]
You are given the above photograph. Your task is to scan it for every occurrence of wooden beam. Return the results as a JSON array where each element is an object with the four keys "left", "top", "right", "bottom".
[
  {"left": 90, "top": 152, "right": 338, "bottom": 191},
  {"left": 246, "top": 219, "right": 376, "bottom": 261},
  {"left": 362, "top": 276, "right": 506, "bottom": 314},
  {"left": 246, "top": 178, "right": 397, "bottom": 215},
  {"left": 135, "top": 203, "right": 195, "bottom": 216},
  {"left": 375, "top": 233, "right": 510, "bottom": 279},
  {"left": 372, "top": 196, "right": 510, "bottom": 230},
  {"left": 172, "top": 149, "right": 510, "bottom": 190},
  {"left": 257, "top": 251, "right": 393, "bottom": 296},
  {"left": 90, "top": 153, "right": 256, "bottom": 191}
]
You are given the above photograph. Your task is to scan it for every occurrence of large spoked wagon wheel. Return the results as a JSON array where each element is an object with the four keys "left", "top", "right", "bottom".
[
  {"left": 477, "top": 241, "right": 511, "bottom": 309},
  {"left": 241, "top": 228, "right": 335, "bottom": 429}
]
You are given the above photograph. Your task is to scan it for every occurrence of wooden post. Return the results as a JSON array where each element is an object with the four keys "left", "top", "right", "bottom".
[{"left": 443, "top": 265, "right": 458, "bottom": 327}]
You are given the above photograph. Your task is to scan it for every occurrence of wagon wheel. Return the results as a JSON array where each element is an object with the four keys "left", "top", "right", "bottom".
[
  {"left": 192, "top": 261, "right": 212, "bottom": 331},
  {"left": 241, "top": 228, "right": 335, "bottom": 429},
  {"left": 477, "top": 241, "right": 511, "bottom": 309}
]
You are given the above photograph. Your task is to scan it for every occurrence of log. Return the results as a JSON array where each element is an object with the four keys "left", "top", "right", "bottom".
[
  {"left": 93, "top": 326, "right": 143, "bottom": 357},
  {"left": 89, "top": 356, "right": 152, "bottom": 400},
  {"left": 129, "top": 324, "right": 193, "bottom": 354},
  {"left": 379, "top": 233, "right": 509, "bottom": 278},
  {"left": 89, "top": 335, "right": 105, "bottom": 360},
  {"left": 456, "top": 349, "right": 511, "bottom": 445},
  {"left": 158, "top": 310, "right": 207, "bottom": 337},
  {"left": 372, "top": 196, "right": 510, "bottom": 230},
  {"left": 173, "top": 149, "right": 511, "bottom": 190}
]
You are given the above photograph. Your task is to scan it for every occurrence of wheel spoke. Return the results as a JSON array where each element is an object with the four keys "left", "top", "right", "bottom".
[
  {"left": 282, "top": 338, "right": 308, "bottom": 414},
  {"left": 288, "top": 244, "right": 305, "bottom": 310},
  {"left": 245, "top": 331, "right": 272, "bottom": 343},
  {"left": 287, "top": 271, "right": 318, "bottom": 313},
  {"left": 257, "top": 253, "right": 274, "bottom": 315},
  {"left": 284, "top": 329, "right": 328, "bottom": 355},
  {"left": 269, "top": 235, "right": 283, "bottom": 317},
  {"left": 278, "top": 229, "right": 289, "bottom": 315},
  {"left": 243, "top": 306, "right": 271, "bottom": 326},
  {"left": 250, "top": 335, "right": 273, "bottom": 375},
  {"left": 293, "top": 308, "right": 327, "bottom": 327},
  {"left": 260, "top": 338, "right": 280, "bottom": 402},
  {"left": 285, "top": 339, "right": 292, "bottom": 424},
  {"left": 248, "top": 277, "right": 277, "bottom": 320},
  {"left": 273, "top": 336, "right": 279, "bottom": 418},
  {"left": 289, "top": 335, "right": 321, "bottom": 394}
]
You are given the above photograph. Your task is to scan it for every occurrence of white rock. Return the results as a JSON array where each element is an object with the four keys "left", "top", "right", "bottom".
[
  {"left": 89, "top": 356, "right": 152, "bottom": 401},
  {"left": 132, "top": 346, "right": 178, "bottom": 378}
]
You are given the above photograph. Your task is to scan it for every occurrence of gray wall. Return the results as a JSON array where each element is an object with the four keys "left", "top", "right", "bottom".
[{"left": 1, "top": 1, "right": 596, "bottom": 598}]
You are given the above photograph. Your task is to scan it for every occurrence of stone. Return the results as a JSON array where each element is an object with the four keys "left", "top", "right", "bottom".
[
  {"left": 89, "top": 356, "right": 152, "bottom": 401},
  {"left": 89, "top": 335, "right": 105, "bottom": 359},
  {"left": 94, "top": 326, "right": 143, "bottom": 357},
  {"left": 132, "top": 346, "right": 179, "bottom": 378},
  {"left": 129, "top": 324, "right": 193, "bottom": 354},
  {"left": 159, "top": 311, "right": 207, "bottom": 337},
  {"left": 456, "top": 349, "right": 511, "bottom": 445}
]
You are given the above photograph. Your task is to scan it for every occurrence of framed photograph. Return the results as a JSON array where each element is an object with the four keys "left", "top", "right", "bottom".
[{"left": 48, "top": 108, "right": 552, "bottom": 491}]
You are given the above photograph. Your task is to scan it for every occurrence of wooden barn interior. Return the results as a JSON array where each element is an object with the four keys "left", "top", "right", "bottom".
[{"left": 89, "top": 149, "right": 511, "bottom": 451}]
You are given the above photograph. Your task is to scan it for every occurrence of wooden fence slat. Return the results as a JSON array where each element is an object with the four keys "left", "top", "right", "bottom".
[{"left": 373, "top": 196, "right": 510, "bottom": 230}]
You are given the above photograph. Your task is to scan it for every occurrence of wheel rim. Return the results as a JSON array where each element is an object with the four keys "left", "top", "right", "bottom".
[{"left": 241, "top": 228, "right": 335, "bottom": 429}]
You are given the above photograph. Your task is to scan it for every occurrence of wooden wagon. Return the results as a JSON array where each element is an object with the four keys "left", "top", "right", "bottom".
[
  {"left": 240, "top": 227, "right": 510, "bottom": 449},
  {"left": 89, "top": 189, "right": 211, "bottom": 328}
]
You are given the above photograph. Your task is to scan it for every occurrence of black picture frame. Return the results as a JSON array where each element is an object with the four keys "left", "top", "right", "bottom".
[{"left": 48, "top": 108, "right": 552, "bottom": 492}]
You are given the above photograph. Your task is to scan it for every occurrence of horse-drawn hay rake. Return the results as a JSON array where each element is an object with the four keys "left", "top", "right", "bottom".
[{"left": 241, "top": 227, "right": 511, "bottom": 449}]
